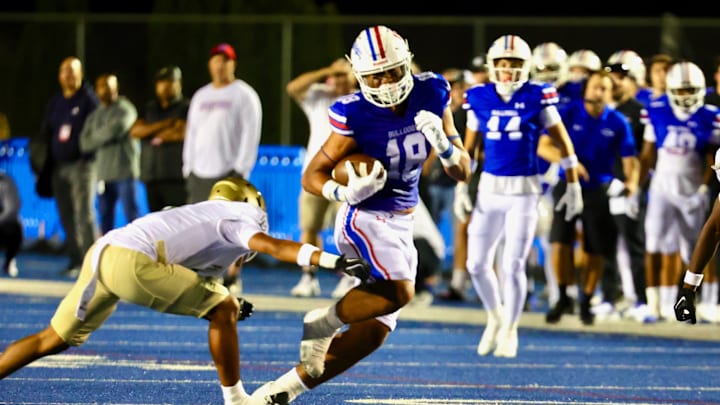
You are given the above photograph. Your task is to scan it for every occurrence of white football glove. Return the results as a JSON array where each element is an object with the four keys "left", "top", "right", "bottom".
[
  {"left": 686, "top": 184, "right": 709, "bottom": 214},
  {"left": 626, "top": 192, "right": 640, "bottom": 220},
  {"left": 606, "top": 178, "right": 626, "bottom": 198},
  {"left": 344, "top": 160, "right": 387, "bottom": 205},
  {"left": 555, "top": 181, "right": 583, "bottom": 221},
  {"left": 453, "top": 182, "right": 473, "bottom": 222},
  {"left": 414, "top": 110, "right": 450, "bottom": 154}
]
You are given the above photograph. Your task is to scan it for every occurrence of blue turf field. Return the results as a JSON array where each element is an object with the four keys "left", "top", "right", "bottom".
[{"left": 1, "top": 253, "right": 720, "bottom": 404}]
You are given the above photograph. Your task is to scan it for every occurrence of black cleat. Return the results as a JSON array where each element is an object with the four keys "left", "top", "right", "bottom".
[
  {"left": 545, "top": 296, "right": 575, "bottom": 324},
  {"left": 265, "top": 392, "right": 290, "bottom": 405},
  {"left": 437, "top": 287, "right": 466, "bottom": 302},
  {"left": 580, "top": 297, "right": 594, "bottom": 326}
]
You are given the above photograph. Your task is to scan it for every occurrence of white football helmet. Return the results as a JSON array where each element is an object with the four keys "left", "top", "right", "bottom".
[
  {"left": 531, "top": 42, "right": 568, "bottom": 85},
  {"left": 347, "top": 25, "right": 414, "bottom": 108},
  {"left": 666, "top": 61, "right": 706, "bottom": 116},
  {"left": 606, "top": 50, "right": 647, "bottom": 86},
  {"left": 566, "top": 49, "right": 602, "bottom": 83},
  {"left": 486, "top": 34, "right": 532, "bottom": 96}
]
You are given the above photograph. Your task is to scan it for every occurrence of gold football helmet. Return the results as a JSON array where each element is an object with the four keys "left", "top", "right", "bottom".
[{"left": 208, "top": 176, "right": 266, "bottom": 211}]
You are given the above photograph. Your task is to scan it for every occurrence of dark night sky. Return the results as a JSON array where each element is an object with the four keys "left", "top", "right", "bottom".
[{"left": 0, "top": 1, "right": 714, "bottom": 18}]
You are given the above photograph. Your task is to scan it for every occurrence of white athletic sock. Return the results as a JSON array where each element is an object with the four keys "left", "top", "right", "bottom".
[
  {"left": 646, "top": 286, "right": 659, "bottom": 316},
  {"left": 275, "top": 368, "right": 309, "bottom": 402},
  {"left": 702, "top": 282, "right": 718, "bottom": 305},
  {"left": 221, "top": 380, "right": 248, "bottom": 405},
  {"left": 450, "top": 268, "right": 468, "bottom": 291},
  {"left": 306, "top": 305, "right": 344, "bottom": 336},
  {"left": 659, "top": 285, "right": 674, "bottom": 309}
]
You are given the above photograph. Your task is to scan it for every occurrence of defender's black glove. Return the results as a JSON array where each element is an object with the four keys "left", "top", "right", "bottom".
[
  {"left": 335, "top": 254, "right": 372, "bottom": 283},
  {"left": 674, "top": 287, "right": 696, "bottom": 324},
  {"left": 237, "top": 297, "right": 254, "bottom": 321}
]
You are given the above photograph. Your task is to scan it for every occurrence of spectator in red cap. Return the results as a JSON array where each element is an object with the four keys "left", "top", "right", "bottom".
[
  {"left": 183, "top": 42, "right": 262, "bottom": 203},
  {"left": 210, "top": 43, "right": 237, "bottom": 61}
]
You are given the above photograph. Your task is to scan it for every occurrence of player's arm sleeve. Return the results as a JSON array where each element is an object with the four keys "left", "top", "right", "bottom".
[
  {"left": 539, "top": 105, "right": 562, "bottom": 129},
  {"left": 465, "top": 109, "right": 479, "bottom": 132},
  {"left": 218, "top": 219, "right": 264, "bottom": 249}
]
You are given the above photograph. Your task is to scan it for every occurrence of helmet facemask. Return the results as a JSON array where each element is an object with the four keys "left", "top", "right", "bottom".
[
  {"left": 531, "top": 42, "right": 567, "bottom": 85},
  {"left": 486, "top": 35, "right": 532, "bottom": 98},
  {"left": 354, "top": 62, "right": 414, "bottom": 108},
  {"left": 606, "top": 50, "right": 646, "bottom": 87},
  {"left": 666, "top": 62, "right": 706, "bottom": 118},
  {"left": 489, "top": 59, "right": 529, "bottom": 97},
  {"left": 348, "top": 25, "right": 415, "bottom": 108}
]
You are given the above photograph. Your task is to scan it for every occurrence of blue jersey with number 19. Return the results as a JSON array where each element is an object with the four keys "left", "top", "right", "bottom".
[
  {"left": 328, "top": 72, "right": 451, "bottom": 212},
  {"left": 464, "top": 81, "right": 559, "bottom": 177}
]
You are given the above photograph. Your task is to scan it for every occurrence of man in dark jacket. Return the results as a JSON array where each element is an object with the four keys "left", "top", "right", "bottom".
[
  {"left": 130, "top": 65, "right": 189, "bottom": 212},
  {"left": 35, "top": 56, "right": 99, "bottom": 277}
]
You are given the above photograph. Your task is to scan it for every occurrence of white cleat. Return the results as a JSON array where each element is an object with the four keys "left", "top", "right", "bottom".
[
  {"left": 697, "top": 303, "right": 719, "bottom": 323},
  {"left": 7, "top": 258, "right": 18, "bottom": 278},
  {"left": 246, "top": 381, "right": 291, "bottom": 405},
  {"left": 300, "top": 308, "right": 339, "bottom": 378},
  {"left": 623, "top": 303, "right": 649, "bottom": 323},
  {"left": 493, "top": 328, "right": 519, "bottom": 358},
  {"left": 291, "top": 274, "right": 321, "bottom": 297},
  {"left": 660, "top": 305, "right": 676, "bottom": 322},
  {"left": 331, "top": 274, "right": 359, "bottom": 298},
  {"left": 476, "top": 317, "right": 500, "bottom": 356}
]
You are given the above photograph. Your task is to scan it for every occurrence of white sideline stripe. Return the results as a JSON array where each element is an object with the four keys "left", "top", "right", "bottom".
[
  {"left": 2, "top": 278, "right": 720, "bottom": 342},
  {"left": 22, "top": 354, "right": 720, "bottom": 376},
  {"left": 348, "top": 400, "right": 666, "bottom": 405},
  {"left": 8, "top": 374, "right": 720, "bottom": 394}
]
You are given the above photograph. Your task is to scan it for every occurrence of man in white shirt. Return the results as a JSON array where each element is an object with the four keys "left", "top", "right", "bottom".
[
  {"left": 183, "top": 43, "right": 263, "bottom": 203},
  {"left": 286, "top": 58, "right": 358, "bottom": 298}
]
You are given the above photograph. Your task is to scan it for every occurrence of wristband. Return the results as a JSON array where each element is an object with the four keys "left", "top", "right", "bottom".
[
  {"left": 440, "top": 144, "right": 462, "bottom": 167},
  {"left": 560, "top": 154, "right": 579, "bottom": 170},
  {"left": 683, "top": 270, "right": 704, "bottom": 287},
  {"left": 297, "top": 243, "right": 320, "bottom": 267},
  {"left": 318, "top": 252, "right": 340, "bottom": 269}
]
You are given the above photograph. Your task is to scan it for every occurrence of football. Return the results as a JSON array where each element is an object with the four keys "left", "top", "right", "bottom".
[{"left": 331, "top": 153, "right": 384, "bottom": 186}]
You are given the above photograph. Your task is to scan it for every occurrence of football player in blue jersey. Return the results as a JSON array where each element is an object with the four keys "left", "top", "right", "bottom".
[
  {"left": 640, "top": 61, "right": 720, "bottom": 322},
  {"left": 541, "top": 70, "right": 639, "bottom": 325},
  {"left": 454, "top": 34, "right": 582, "bottom": 358},
  {"left": 247, "top": 25, "right": 471, "bottom": 404}
]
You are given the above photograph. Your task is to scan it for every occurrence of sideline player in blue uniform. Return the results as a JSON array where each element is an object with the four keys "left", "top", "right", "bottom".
[
  {"left": 457, "top": 34, "right": 582, "bottom": 359},
  {"left": 247, "top": 25, "right": 471, "bottom": 404},
  {"left": 541, "top": 69, "right": 639, "bottom": 325}
]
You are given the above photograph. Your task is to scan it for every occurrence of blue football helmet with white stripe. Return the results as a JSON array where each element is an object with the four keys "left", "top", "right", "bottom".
[{"left": 347, "top": 25, "right": 414, "bottom": 108}]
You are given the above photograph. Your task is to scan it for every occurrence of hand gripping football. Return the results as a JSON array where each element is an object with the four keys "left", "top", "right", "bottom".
[{"left": 331, "top": 153, "right": 384, "bottom": 186}]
